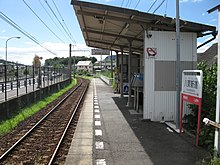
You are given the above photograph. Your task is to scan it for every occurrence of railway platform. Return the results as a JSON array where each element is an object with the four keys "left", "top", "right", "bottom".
[{"left": 65, "top": 78, "right": 208, "bottom": 165}]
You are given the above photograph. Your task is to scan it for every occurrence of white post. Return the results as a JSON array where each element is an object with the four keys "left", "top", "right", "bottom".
[
  {"left": 176, "top": 0, "right": 180, "bottom": 129},
  {"left": 214, "top": 8, "right": 220, "bottom": 156}
]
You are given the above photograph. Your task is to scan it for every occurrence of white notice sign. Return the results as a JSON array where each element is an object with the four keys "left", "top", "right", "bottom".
[{"left": 182, "top": 70, "right": 203, "bottom": 98}]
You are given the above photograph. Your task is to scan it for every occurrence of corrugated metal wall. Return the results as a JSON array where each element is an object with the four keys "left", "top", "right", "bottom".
[
  {"left": 143, "top": 31, "right": 197, "bottom": 121},
  {"left": 154, "top": 91, "right": 176, "bottom": 121},
  {"left": 143, "top": 59, "right": 155, "bottom": 120}
]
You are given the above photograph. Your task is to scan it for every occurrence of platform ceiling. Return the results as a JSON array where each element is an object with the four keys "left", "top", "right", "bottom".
[{"left": 71, "top": 0, "right": 216, "bottom": 55}]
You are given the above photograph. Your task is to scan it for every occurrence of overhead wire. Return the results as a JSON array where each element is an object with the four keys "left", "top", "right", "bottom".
[
  {"left": 43, "top": 0, "right": 75, "bottom": 44},
  {"left": 134, "top": 0, "right": 141, "bottom": 9},
  {"left": 0, "top": 11, "right": 56, "bottom": 55},
  {"left": 147, "top": 0, "right": 158, "bottom": 13},
  {"left": 128, "top": 0, "right": 132, "bottom": 8},
  {"left": 153, "top": 0, "right": 166, "bottom": 14},
  {"left": 121, "top": 0, "right": 125, "bottom": 7},
  {"left": 125, "top": 0, "right": 130, "bottom": 7},
  {"left": 164, "top": 0, "right": 168, "bottom": 17},
  {"left": 51, "top": 0, "right": 76, "bottom": 44},
  {"left": 38, "top": 0, "right": 70, "bottom": 42},
  {"left": 22, "top": 0, "right": 65, "bottom": 43}
]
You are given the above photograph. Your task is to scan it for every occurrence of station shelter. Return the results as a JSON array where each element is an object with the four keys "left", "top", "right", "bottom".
[{"left": 71, "top": 0, "right": 216, "bottom": 122}]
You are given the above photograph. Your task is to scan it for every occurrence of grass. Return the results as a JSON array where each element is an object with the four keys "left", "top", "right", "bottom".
[{"left": 0, "top": 79, "right": 77, "bottom": 136}]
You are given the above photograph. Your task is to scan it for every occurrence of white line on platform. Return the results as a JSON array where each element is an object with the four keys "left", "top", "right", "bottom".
[
  {"left": 95, "top": 129, "right": 102, "bottom": 136},
  {"left": 95, "top": 121, "right": 101, "bottom": 126},
  {"left": 95, "top": 109, "right": 100, "bottom": 113},
  {"left": 96, "top": 159, "right": 106, "bottom": 165},
  {"left": 95, "top": 114, "right": 100, "bottom": 119},
  {"left": 94, "top": 105, "right": 99, "bottom": 109},
  {"left": 95, "top": 141, "right": 104, "bottom": 149}
]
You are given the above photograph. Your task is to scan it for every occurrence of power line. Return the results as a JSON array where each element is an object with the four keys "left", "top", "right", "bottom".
[
  {"left": 22, "top": 0, "right": 65, "bottom": 43},
  {"left": 153, "top": 0, "right": 166, "bottom": 14},
  {"left": 121, "top": 0, "right": 125, "bottom": 7},
  {"left": 128, "top": 0, "right": 132, "bottom": 8},
  {"left": 43, "top": 0, "right": 75, "bottom": 44},
  {"left": 125, "top": 0, "right": 130, "bottom": 7},
  {"left": 0, "top": 12, "right": 56, "bottom": 55},
  {"left": 51, "top": 0, "right": 76, "bottom": 44},
  {"left": 134, "top": 0, "right": 141, "bottom": 9},
  {"left": 164, "top": 0, "right": 168, "bottom": 17},
  {"left": 38, "top": 0, "right": 70, "bottom": 42},
  {"left": 147, "top": 0, "right": 158, "bottom": 13}
]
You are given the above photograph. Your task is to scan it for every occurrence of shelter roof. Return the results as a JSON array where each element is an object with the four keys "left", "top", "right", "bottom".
[{"left": 71, "top": 0, "right": 216, "bottom": 54}]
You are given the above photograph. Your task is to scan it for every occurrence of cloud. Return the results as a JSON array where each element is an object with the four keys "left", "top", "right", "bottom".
[{"left": 1, "top": 30, "right": 5, "bottom": 33}]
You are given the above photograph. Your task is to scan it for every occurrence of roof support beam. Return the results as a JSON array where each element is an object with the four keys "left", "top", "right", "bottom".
[
  {"left": 86, "top": 39, "right": 143, "bottom": 52},
  {"left": 83, "top": 29, "right": 143, "bottom": 42}
]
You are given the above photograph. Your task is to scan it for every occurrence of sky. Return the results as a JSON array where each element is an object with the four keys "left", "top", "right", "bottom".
[{"left": 0, "top": 0, "right": 219, "bottom": 65}]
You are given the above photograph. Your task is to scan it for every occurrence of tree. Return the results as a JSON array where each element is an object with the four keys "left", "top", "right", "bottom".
[{"left": 33, "top": 55, "right": 42, "bottom": 68}]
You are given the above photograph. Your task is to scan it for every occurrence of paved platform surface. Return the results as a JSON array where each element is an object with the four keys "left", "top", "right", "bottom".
[
  {"left": 65, "top": 79, "right": 93, "bottom": 165},
  {"left": 65, "top": 78, "right": 208, "bottom": 165}
]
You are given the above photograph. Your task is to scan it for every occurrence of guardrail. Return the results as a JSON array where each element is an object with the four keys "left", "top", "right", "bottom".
[{"left": 100, "top": 75, "right": 113, "bottom": 86}]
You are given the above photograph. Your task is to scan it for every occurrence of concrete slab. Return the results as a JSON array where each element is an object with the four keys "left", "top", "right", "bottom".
[
  {"left": 70, "top": 138, "right": 93, "bottom": 147},
  {"left": 67, "top": 145, "right": 93, "bottom": 154},
  {"left": 73, "top": 132, "right": 93, "bottom": 139},
  {"left": 75, "top": 125, "right": 93, "bottom": 133},
  {"left": 65, "top": 80, "right": 94, "bottom": 165},
  {"left": 65, "top": 155, "right": 93, "bottom": 165}
]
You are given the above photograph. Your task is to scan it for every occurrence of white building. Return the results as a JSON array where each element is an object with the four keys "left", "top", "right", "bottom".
[{"left": 76, "top": 61, "right": 93, "bottom": 73}]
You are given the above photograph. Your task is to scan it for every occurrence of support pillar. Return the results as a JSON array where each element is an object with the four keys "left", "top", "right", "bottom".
[
  {"left": 110, "top": 50, "right": 113, "bottom": 79},
  {"left": 120, "top": 47, "right": 124, "bottom": 98},
  {"left": 127, "top": 40, "right": 132, "bottom": 106}
]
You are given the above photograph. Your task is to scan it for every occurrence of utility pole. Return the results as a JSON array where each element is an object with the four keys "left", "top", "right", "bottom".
[
  {"left": 176, "top": 0, "right": 181, "bottom": 129},
  {"left": 68, "top": 44, "right": 72, "bottom": 83},
  {"left": 208, "top": 4, "right": 220, "bottom": 156}
]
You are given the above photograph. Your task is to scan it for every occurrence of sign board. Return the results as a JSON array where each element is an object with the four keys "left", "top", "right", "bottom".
[
  {"left": 182, "top": 70, "right": 203, "bottom": 98},
  {"left": 146, "top": 48, "right": 157, "bottom": 57},
  {"left": 180, "top": 70, "right": 203, "bottom": 146},
  {"left": 91, "top": 49, "right": 110, "bottom": 55}
]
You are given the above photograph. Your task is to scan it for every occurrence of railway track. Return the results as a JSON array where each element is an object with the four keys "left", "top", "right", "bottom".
[{"left": 0, "top": 78, "right": 90, "bottom": 164}]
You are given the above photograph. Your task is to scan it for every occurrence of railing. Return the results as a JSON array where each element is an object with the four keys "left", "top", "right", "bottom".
[
  {"left": 0, "top": 64, "right": 70, "bottom": 102},
  {"left": 100, "top": 75, "right": 114, "bottom": 86}
]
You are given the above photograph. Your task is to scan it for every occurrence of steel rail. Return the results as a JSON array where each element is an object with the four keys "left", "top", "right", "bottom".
[
  {"left": 48, "top": 79, "right": 89, "bottom": 165},
  {"left": 0, "top": 79, "right": 83, "bottom": 161}
]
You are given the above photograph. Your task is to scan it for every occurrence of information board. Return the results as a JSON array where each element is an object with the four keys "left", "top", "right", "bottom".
[
  {"left": 91, "top": 49, "right": 110, "bottom": 55},
  {"left": 180, "top": 70, "right": 203, "bottom": 146},
  {"left": 182, "top": 70, "right": 203, "bottom": 98}
]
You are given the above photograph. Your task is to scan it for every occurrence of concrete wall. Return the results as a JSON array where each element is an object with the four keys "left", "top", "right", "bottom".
[{"left": 0, "top": 79, "right": 70, "bottom": 122}]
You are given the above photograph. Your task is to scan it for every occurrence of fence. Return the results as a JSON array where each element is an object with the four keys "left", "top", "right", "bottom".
[
  {"left": 0, "top": 79, "right": 70, "bottom": 122},
  {"left": 0, "top": 64, "right": 70, "bottom": 102}
]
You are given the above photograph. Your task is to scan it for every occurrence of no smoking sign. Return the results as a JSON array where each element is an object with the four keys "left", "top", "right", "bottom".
[{"left": 146, "top": 48, "right": 157, "bottom": 57}]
